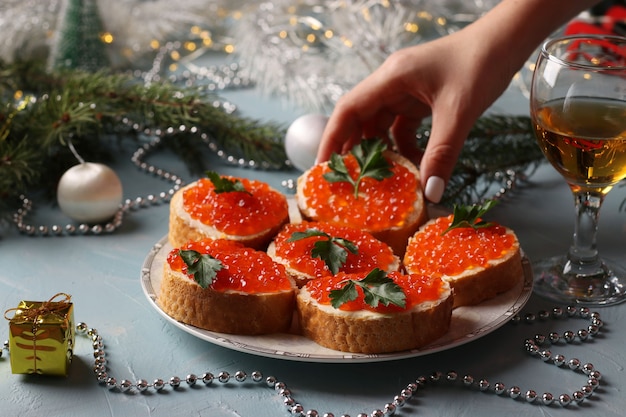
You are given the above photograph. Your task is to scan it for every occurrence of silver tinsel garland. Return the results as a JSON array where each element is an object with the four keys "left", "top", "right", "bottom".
[
  {"left": 0, "top": 0, "right": 499, "bottom": 112},
  {"left": 229, "top": 0, "right": 506, "bottom": 112},
  {"left": 231, "top": 0, "right": 452, "bottom": 112}
]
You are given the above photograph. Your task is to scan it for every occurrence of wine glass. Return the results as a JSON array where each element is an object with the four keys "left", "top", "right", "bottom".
[{"left": 530, "top": 34, "right": 626, "bottom": 306}]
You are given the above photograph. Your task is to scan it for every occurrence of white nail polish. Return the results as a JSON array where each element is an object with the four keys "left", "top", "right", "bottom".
[{"left": 424, "top": 176, "right": 445, "bottom": 203}]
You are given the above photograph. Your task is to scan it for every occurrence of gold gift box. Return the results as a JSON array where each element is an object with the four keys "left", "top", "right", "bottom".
[{"left": 6, "top": 294, "right": 74, "bottom": 376}]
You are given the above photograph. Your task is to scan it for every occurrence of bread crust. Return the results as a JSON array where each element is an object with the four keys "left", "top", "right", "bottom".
[
  {"left": 158, "top": 267, "right": 295, "bottom": 335},
  {"left": 168, "top": 182, "right": 288, "bottom": 250},
  {"left": 296, "top": 281, "right": 453, "bottom": 353},
  {"left": 404, "top": 220, "right": 523, "bottom": 308},
  {"left": 442, "top": 246, "right": 522, "bottom": 308},
  {"left": 296, "top": 150, "right": 428, "bottom": 257},
  {"left": 266, "top": 242, "right": 315, "bottom": 287}
]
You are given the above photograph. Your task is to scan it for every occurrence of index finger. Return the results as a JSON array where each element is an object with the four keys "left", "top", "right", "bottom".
[
  {"left": 316, "top": 66, "right": 401, "bottom": 162},
  {"left": 316, "top": 107, "right": 363, "bottom": 163}
]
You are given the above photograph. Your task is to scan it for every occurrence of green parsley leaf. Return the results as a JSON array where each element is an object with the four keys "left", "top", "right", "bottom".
[
  {"left": 205, "top": 171, "right": 250, "bottom": 194},
  {"left": 323, "top": 139, "right": 393, "bottom": 199},
  {"left": 178, "top": 249, "right": 223, "bottom": 289},
  {"left": 329, "top": 280, "right": 358, "bottom": 308},
  {"left": 442, "top": 199, "right": 499, "bottom": 235},
  {"left": 288, "top": 229, "right": 358, "bottom": 274},
  {"left": 329, "top": 268, "right": 406, "bottom": 309}
]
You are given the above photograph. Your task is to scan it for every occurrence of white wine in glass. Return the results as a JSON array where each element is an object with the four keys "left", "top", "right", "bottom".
[{"left": 530, "top": 35, "right": 626, "bottom": 305}]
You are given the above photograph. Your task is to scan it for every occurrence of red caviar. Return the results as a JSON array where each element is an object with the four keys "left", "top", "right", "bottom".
[
  {"left": 183, "top": 177, "right": 288, "bottom": 235},
  {"left": 274, "top": 222, "right": 396, "bottom": 278},
  {"left": 167, "top": 238, "right": 293, "bottom": 292},
  {"left": 404, "top": 215, "right": 517, "bottom": 277},
  {"left": 305, "top": 271, "right": 446, "bottom": 313},
  {"left": 301, "top": 155, "right": 418, "bottom": 231}
]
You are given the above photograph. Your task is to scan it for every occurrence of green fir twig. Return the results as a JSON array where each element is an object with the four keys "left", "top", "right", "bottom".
[
  {"left": 0, "top": 60, "right": 288, "bottom": 212},
  {"left": 416, "top": 115, "right": 544, "bottom": 207}
]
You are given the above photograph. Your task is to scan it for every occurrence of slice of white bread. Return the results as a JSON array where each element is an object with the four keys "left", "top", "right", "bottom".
[
  {"left": 296, "top": 271, "right": 453, "bottom": 353},
  {"left": 296, "top": 149, "right": 428, "bottom": 257},
  {"left": 169, "top": 178, "right": 289, "bottom": 250},
  {"left": 403, "top": 215, "right": 523, "bottom": 308},
  {"left": 267, "top": 221, "right": 401, "bottom": 287},
  {"left": 157, "top": 239, "right": 296, "bottom": 335}
]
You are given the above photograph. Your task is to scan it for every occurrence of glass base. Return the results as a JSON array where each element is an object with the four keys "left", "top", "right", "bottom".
[{"left": 533, "top": 256, "right": 626, "bottom": 306}]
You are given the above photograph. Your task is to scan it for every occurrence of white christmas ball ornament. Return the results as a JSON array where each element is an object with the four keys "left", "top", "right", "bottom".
[
  {"left": 57, "top": 163, "right": 123, "bottom": 223},
  {"left": 285, "top": 114, "right": 329, "bottom": 172}
]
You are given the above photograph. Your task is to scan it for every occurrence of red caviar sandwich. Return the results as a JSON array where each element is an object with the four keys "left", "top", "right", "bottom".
[
  {"left": 296, "top": 268, "right": 453, "bottom": 353},
  {"left": 403, "top": 201, "right": 523, "bottom": 307},
  {"left": 296, "top": 139, "right": 428, "bottom": 257},
  {"left": 158, "top": 238, "right": 296, "bottom": 335},
  {"left": 267, "top": 221, "right": 400, "bottom": 287},
  {"left": 169, "top": 171, "right": 289, "bottom": 249}
]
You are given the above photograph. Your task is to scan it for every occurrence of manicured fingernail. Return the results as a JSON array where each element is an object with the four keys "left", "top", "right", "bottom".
[{"left": 424, "top": 176, "right": 445, "bottom": 203}]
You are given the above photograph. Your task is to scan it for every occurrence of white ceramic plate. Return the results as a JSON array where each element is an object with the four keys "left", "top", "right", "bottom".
[{"left": 140, "top": 235, "right": 533, "bottom": 363}]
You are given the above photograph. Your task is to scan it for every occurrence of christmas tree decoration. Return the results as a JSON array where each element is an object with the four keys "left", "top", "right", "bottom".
[
  {"left": 284, "top": 114, "right": 328, "bottom": 172},
  {"left": 49, "top": 0, "right": 110, "bottom": 71},
  {"left": 4, "top": 293, "right": 74, "bottom": 376},
  {"left": 0, "top": 0, "right": 246, "bottom": 69},
  {"left": 57, "top": 162, "right": 123, "bottom": 223},
  {"left": 54, "top": 135, "right": 122, "bottom": 224}
]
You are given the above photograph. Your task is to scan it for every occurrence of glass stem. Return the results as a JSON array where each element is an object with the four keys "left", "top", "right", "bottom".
[{"left": 567, "top": 190, "right": 605, "bottom": 268}]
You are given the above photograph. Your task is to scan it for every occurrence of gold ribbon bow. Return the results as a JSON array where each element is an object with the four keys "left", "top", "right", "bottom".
[{"left": 4, "top": 293, "right": 72, "bottom": 321}]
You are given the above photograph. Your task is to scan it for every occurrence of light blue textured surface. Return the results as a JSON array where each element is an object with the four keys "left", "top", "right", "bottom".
[{"left": 1, "top": 77, "right": 625, "bottom": 417}]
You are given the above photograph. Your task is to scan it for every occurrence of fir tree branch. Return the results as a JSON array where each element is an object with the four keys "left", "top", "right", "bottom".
[
  {"left": 416, "top": 115, "right": 544, "bottom": 207},
  {"left": 0, "top": 59, "right": 288, "bottom": 213}
]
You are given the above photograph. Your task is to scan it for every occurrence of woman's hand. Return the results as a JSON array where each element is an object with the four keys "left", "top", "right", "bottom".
[{"left": 316, "top": 0, "right": 599, "bottom": 203}]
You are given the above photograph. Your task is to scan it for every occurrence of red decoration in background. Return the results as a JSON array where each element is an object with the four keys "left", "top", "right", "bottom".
[
  {"left": 564, "top": 2, "right": 626, "bottom": 37},
  {"left": 563, "top": 2, "right": 626, "bottom": 64}
]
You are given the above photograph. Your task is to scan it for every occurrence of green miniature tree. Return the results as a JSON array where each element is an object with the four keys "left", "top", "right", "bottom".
[{"left": 51, "top": 0, "right": 110, "bottom": 71}]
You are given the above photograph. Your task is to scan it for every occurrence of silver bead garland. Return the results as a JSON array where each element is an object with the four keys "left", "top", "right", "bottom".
[
  {"left": 0, "top": 306, "right": 604, "bottom": 417},
  {"left": 11, "top": 133, "right": 184, "bottom": 237},
  {"left": 11, "top": 113, "right": 290, "bottom": 237}
]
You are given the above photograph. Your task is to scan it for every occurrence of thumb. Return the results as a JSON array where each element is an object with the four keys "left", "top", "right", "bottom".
[{"left": 419, "top": 112, "right": 474, "bottom": 203}]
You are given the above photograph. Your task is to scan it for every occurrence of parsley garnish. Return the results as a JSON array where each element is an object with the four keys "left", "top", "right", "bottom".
[
  {"left": 328, "top": 268, "right": 406, "bottom": 309},
  {"left": 205, "top": 171, "right": 249, "bottom": 194},
  {"left": 323, "top": 139, "right": 393, "bottom": 199},
  {"left": 178, "top": 249, "right": 223, "bottom": 289},
  {"left": 287, "top": 229, "right": 358, "bottom": 274},
  {"left": 442, "top": 200, "right": 498, "bottom": 235}
]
